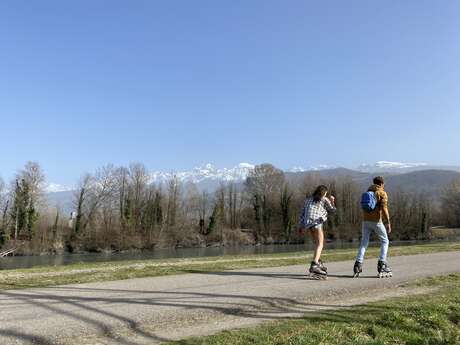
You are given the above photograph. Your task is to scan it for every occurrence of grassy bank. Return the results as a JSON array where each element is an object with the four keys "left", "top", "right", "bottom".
[
  {"left": 0, "top": 242, "right": 459, "bottom": 290},
  {"left": 167, "top": 273, "right": 460, "bottom": 345}
]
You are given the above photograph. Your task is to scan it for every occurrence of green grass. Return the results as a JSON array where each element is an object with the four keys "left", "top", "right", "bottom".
[
  {"left": 166, "top": 273, "right": 460, "bottom": 345},
  {"left": 0, "top": 241, "right": 459, "bottom": 290}
]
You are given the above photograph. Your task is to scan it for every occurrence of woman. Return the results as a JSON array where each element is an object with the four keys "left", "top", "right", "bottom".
[{"left": 299, "top": 185, "right": 336, "bottom": 278}]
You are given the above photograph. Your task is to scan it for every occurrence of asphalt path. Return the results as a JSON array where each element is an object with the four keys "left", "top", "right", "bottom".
[{"left": 1, "top": 251, "right": 459, "bottom": 345}]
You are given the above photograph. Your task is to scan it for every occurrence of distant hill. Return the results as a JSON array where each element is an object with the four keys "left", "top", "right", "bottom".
[
  {"left": 357, "top": 161, "right": 460, "bottom": 174},
  {"left": 384, "top": 170, "right": 460, "bottom": 199},
  {"left": 289, "top": 168, "right": 460, "bottom": 200},
  {"left": 287, "top": 167, "right": 369, "bottom": 180}
]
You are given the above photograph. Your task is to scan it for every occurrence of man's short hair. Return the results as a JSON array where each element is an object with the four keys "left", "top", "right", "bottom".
[{"left": 373, "top": 176, "right": 385, "bottom": 186}]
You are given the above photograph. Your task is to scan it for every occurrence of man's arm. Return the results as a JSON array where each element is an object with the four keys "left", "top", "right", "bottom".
[{"left": 381, "top": 191, "right": 391, "bottom": 233}]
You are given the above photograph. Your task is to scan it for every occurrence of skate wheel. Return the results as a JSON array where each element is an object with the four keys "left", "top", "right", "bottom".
[{"left": 309, "top": 273, "right": 327, "bottom": 280}]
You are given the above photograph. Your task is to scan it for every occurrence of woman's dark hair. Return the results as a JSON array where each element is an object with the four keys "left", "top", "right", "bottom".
[
  {"left": 312, "top": 185, "right": 328, "bottom": 202},
  {"left": 373, "top": 176, "right": 384, "bottom": 186}
]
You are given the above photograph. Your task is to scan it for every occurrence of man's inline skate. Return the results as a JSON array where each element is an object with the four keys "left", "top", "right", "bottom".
[
  {"left": 353, "top": 261, "right": 363, "bottom": 278},
  {"left": 377, "top": 260, "right": 392, "bottom": 278}
]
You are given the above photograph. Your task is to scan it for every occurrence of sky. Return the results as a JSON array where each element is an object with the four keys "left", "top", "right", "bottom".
[{"left": 1, "top": 1, "right": 459, "bottom": 185}]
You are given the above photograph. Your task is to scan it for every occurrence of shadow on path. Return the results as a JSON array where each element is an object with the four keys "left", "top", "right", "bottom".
[
  {"left": 183, "top": 269, "right": 307, "bottom": 280},
  {"left": 0, "top": 329, "right": 54, "bottom": 345},
  {"left": 0, "top": 270, "right": 394, "bottom": 344}
]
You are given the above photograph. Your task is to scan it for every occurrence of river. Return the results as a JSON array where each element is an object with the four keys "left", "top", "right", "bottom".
[{"left": 1, "top": 238, "right": 459, "bottom": 270}]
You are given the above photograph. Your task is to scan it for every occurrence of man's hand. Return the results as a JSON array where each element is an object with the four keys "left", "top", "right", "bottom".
[{"left": 386, "top": 223, "right": 392, "bottom": 234}]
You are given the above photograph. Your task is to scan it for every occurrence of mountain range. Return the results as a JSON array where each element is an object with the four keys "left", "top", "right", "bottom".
[
  {"left": 46, "top": 162, "right": 460, "bottom": 212},
  {"left": 44, "top": 161, "right": 460, "bottom": 193}
]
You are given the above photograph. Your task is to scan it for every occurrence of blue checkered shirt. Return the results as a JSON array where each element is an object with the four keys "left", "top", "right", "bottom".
[{"left": 299, "top": 197, "right": 336, "bottom": 228}]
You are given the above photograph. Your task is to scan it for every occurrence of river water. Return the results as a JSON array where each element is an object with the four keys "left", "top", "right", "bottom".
[{"left": 2, "top": 237, "right": 459, "bottom": 270}]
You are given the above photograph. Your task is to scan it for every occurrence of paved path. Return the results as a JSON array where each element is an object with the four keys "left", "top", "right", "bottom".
[{"left": 1, "top": 251, "right": 459, "bottom": 345}]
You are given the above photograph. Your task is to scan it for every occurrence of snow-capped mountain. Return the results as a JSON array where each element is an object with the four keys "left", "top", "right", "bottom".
[
  {"left": 150, "top": 162, "right": 336, "bottom": 185},
  {"left": 289, "top": 167, "right": 306, "bottom": 173},
  {"left": 288, "top": 165, "right": 334, "bottom": 173},
  {"left": 44, "top": 183, "right": 73, "bottom": 193},
  {"left": 357, "top": 161, "right": 428, "bottom": 173},
  {"left": 149, "top": 163, "right": 255, "bottom": 185}
]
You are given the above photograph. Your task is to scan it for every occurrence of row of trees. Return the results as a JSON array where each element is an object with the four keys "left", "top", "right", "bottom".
[{"left": 1, "top": 161, "right": 459, "bottom": 254}]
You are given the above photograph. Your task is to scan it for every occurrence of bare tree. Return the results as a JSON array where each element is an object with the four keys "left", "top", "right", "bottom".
[
  {"left": 199, "top": 191, "right": 210, "bottom": 234},
  {"left": 19, "top": 161, "right": 46, "bottom": 206},
  {"left": 227, "top": 183, "right": 240, "bottom": 230},
  {"left": 71, "top": 165, "right": 118, "bottom": 249},
  {"left": 245, "top": 164, "right": 285, "bottom": 241},
  {"left": 0, "top": 177, "right": 8, "bottom": 245},
  {"left": 280, "top": 182, "right": 294, "bottom": 243},
  {"left": 440, "top": 178, "right": 460, "bottom": 227},
  {"left": 166, "top": 176, "right": 180, "bottom": 230},
  {"left": 127, "top": 163, "right": 150, "bottom": 230},
  {"left": 115, "top": 167, "right": 129, "bottom": 236},
  {"left": 72, "top": 173, "right": 92, "bottom": 247}
]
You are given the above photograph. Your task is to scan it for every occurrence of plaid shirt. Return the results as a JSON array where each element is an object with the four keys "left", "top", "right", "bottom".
[{"left": 299, "top": 197, "right": 336, "bottom": 228}]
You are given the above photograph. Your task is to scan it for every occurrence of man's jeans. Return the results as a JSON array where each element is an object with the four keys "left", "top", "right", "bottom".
[{"left": 355, "top": 221, "right": 389, "bottom": 263}]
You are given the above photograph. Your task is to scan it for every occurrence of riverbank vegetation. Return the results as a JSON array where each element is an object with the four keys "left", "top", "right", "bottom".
[
  {"left": 1, "top": 162, "right": 460, "bottom": 254},
  {"left": 1, "top": 242, "right": 459, "bottom": 290},
  {"left": 167, "top": 273, "right": 460, "bottom": 345}
]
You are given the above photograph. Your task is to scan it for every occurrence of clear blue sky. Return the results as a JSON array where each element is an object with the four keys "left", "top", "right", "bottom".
[{"left": 1, "top": 1, "right": 459, "bottom": 185}]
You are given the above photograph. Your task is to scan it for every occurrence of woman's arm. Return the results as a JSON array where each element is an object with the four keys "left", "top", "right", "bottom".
[{"left": 324, "top": 196, "right": 337, "bottom": 213}]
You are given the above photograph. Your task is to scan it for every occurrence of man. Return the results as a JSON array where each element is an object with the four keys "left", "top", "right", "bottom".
[{"left": 353, "top": 176, "right": 392, "bottom": 278}]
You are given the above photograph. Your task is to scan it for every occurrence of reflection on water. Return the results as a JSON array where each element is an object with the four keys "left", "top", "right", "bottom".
[{"left": 1, "top": 238, "right": 459, "bottom": 270}]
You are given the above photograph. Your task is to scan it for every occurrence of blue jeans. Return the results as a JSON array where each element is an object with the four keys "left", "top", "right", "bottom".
[{"left": 355, "top": 221, "right": 389, "bottom": 263}]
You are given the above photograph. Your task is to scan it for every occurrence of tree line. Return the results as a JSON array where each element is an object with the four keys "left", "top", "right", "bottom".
[{"left": 1, "top": 162, "right": 459, "bottom": 254}]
